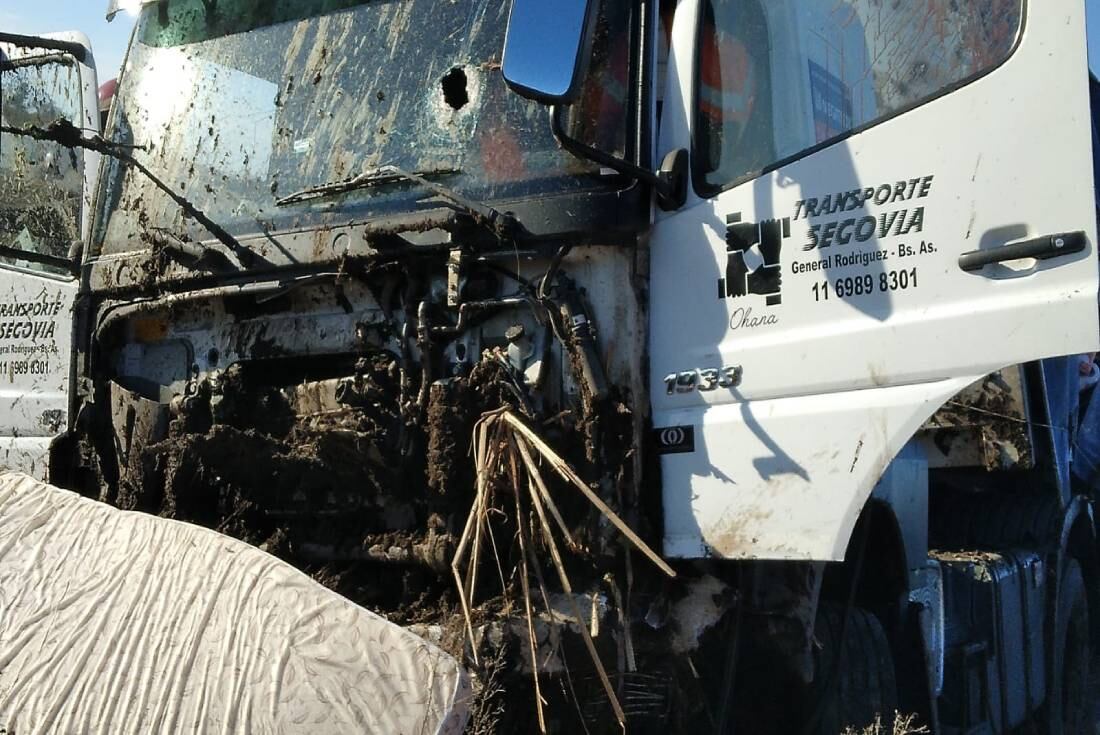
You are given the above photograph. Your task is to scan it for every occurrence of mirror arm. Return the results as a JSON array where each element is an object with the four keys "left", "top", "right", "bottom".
[
  {"left": 549, "top": 106, "right": 687, "bottom": 209},
  {"left": 551, "top": 105, "right": 664, "bottom": 190}
]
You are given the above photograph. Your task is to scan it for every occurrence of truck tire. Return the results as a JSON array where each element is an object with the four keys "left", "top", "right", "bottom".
[
  {"left": 808, "top": 602, "right": 898, "bottom": 735},
  {"left": 1039, "top": 560, "right": 1090, "bottom": 735}
]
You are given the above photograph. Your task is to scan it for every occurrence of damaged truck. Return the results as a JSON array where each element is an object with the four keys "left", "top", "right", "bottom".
[{"left": 2, "top": 0, "right": 1099, "bottom": 732}]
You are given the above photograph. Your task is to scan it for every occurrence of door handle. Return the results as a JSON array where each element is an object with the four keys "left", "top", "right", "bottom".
[{"left": 958, "top": 231, "right": 1087, "bottom": 272}]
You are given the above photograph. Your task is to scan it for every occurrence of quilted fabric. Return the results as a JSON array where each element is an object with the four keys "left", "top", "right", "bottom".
[{"left": 0, "top": 472, "right": 470, "bottom": 734}]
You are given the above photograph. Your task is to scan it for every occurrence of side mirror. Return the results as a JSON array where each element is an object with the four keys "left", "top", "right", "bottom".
[{"left": 502, "top": 0, "right": 597, "bottom": 104}]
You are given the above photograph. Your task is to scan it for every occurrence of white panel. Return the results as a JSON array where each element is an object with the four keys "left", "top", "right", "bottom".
[
  {"left": 661, "top": 376, "right": 974, "bottom": 559},
  {"left": 0, "top": 437, "right": 54, "bottom": 479}
]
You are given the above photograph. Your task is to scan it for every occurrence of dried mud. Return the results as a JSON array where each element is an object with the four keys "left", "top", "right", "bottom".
[
  {"left": 106, "top": 353, "right": 471, "bottom": 627},
  {"left": 924, "top": 370, "right": 1033, "bottom": 470},
  {"left": 97, "top": 343, "right": 630, "bottom": 631},
  {"left": 73, "top": 278, "right": 711, "bottom": 732}
]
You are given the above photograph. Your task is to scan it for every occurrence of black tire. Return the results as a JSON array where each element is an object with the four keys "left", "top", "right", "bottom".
[
  {"left": 1040, "top": 560, "right": 1091, "bottom": 735},
  {"left": 808, "top": 602, "right": 898, "bottom": 735}
]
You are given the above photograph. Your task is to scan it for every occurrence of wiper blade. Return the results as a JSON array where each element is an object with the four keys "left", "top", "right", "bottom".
[
  {"left": 275, "top": 165, "right": 525, "bottom": 239},
  {"left": 0, "top": 120, "right": 256, "bottom": 267},
  {"left": 275, "top": 166, "right": 460, "bottom": 206},
  {"left": 0, "top": 243, "right": 75, "bottom": 274},
  {"left": 0, "top": 32, "right": 89, "bottom": 64}
]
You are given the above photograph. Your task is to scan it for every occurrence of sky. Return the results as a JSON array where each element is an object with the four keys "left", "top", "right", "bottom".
[
  {"left": 1092, "top": 0, "right": 1100, "bottom": 76},
  {"left": 1, "top": 2, "right": 136, "bottom": 83},
  {"left": 3, "top": 1, "right": 1100, "bottom": 86}
]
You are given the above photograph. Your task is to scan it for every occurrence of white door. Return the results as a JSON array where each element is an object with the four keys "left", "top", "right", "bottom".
[
  {"left": 0, "top": 34, "right": 99, "bottom": 478},
  {"left": 651, "top": 0, "right": 1099, "bottom": 560}
]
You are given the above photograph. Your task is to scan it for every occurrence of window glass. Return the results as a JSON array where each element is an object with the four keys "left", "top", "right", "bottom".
[
  {"left": 655, "top": 0, "right": 676, "bottom": 135},
  {"left": 695, "top": 0, "right": 1023, "bottom": 192},
  {"left": 560, "top": 0, "right": 637, "bottom": 160},
  {"left": 0, "top": 52, "right": 83, "bottom": 277},
  {"left": 97, "top": 0, "right": 637, "bottom": 256}
]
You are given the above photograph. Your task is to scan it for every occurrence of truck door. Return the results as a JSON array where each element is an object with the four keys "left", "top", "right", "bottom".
[
  {"left": 0, "top": 34, "right": 99, "bottom": 478},
  {"left": 651, "top": 0, "right": 1098, "bottom": 560}
]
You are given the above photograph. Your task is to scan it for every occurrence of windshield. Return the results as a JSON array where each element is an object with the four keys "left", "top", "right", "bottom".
[
  {"left": 95, "top": 0, "right": 634, "bottom": 256},
  {"left": 0, "top": 52, "right": 84, "bottom": 276}
]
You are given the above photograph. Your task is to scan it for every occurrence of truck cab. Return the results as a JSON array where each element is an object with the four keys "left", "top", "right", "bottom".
[
  {"left": 4, "top": 1, "right": 1097, "bottom": 732},
  {"left": 651, "top": 0, "right": 1097, "bottom": 563},
  {"left": 0, "top": 32, "right": 100, "bottom": 477}
]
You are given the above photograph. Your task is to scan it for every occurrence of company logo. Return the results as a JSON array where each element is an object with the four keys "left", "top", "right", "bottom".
[
  {"left": 654, "top": 425, "right": 695, "bottom": 455},
  {"left": 717, "top": 212, "right": 791, "bottom": 307}
]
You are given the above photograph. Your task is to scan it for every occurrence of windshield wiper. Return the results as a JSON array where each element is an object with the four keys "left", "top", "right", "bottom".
[
  {"left": 0, "top": 120, "right": 256, "bottom": 267},
  {"left": 275, "top": 165, "right": 525, "bottom": 239},
  {"left": 275, "top": 166, "right": 459, "bottom": 206},
  {"left": 0, "top": 32, "right": 89, "bottom": 64},
  {"left": 0, "top": 243, "right": 75, "bottom": 274}
]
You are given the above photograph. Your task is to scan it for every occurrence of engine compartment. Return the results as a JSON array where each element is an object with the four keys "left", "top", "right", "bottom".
[{"left": 60, "top": 242, "right": 744, "bottom": 730}]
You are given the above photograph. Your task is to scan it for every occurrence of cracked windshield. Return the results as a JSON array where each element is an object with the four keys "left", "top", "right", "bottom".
[
  {"left": 96, "top": 0, "right": 630, "bottom": 255},
  {"left": 0, "top": 49, "right": 83, "bottom": 276}
]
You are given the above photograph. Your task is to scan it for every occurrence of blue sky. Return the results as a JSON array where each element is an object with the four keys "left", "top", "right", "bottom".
[
  {"left": 4, "top": 1, "right": 1100, "bottom": 84},
  {"left": 1, "top": 2, "right": 135, "bottom": 82},
  {"left": 1092, "top": 0, "right": 1100, "bottom": 76}
]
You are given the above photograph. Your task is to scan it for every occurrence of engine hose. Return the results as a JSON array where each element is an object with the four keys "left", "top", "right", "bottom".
[
  {"left": 416, "top": 299, "right": 432, "bottom": 411},
  {"left": 538, "top": 243, "right": 573, "bottom": 300},
  {"left": 559, "top": 288, "right": 608, "bottom": 402}
]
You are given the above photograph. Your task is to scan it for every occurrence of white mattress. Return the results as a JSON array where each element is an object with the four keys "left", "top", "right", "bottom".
[{"left": 0, "top": 472, "right": 470, "bottom": 734}]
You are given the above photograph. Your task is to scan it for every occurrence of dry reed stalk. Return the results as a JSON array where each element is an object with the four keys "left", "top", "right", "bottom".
[{"left": 456, "top": 409, "right": 682, "bottom": 731}]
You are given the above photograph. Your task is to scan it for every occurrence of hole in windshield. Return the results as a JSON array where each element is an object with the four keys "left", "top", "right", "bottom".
[{"left": 441, "top": 67, "right": 468, "bottom": 110}]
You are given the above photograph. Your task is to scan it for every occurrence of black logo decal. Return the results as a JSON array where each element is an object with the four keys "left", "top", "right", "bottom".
[
  {"left": 654, "top": 425, "right": 695, "bottom": 455},
  {"left": 717, "top": 213, "right": 791, "bottom": 307}
]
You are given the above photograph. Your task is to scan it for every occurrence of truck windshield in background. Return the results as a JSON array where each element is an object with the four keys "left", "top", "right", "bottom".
[
  {"left": 0, "top": 50, "right": 84, "bottom": 276},
  {"left": 95, "top": 0, "right": 635, "bottom": 256}
]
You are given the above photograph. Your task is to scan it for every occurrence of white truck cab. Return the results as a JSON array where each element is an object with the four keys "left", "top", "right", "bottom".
[
  {"left": 0, "top": 32, "right": 100, "bottom": 478},
  {"left": 650, "top": 0, "right": 1099, "bottom": 561}
]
